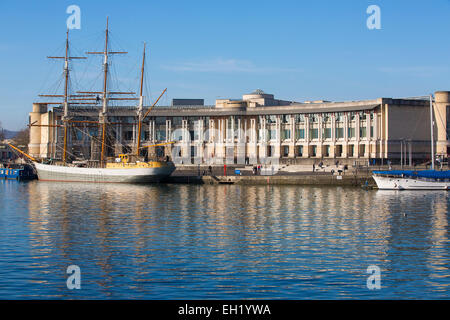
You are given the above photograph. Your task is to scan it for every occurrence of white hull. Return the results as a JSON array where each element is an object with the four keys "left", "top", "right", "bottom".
[
  {"left": 373, "top": 175, "right": 450, "bottom": 190},
  {"left": 33, "top": 162, "right": 175, "bottom": 183}
]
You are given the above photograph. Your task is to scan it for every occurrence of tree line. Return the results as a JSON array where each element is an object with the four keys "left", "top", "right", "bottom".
[{"left": 0, "top": 121, "right": 30, "bottom": 152}]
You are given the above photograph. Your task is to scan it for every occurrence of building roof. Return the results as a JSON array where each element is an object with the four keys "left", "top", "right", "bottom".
[{"left": 50, "top": 96, "right": 430, "bottom": 117}]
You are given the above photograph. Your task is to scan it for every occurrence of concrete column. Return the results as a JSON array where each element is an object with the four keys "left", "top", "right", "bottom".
[
  {"left": 356, "top": 115, "right": 360, "bottom": 141},
  {"left": 366, "top": 117, "right": 370, "bottom": 141},
  {"left": 152, "top": 120, "right": 156, "bottom": 143},
  {"left": 373, "top": 113, "right": 378, "bottom": 140},
  {"left": 434, "top": 91, "right": 450, "bottom": 157},
  {"left": 166, "top": 120, "right": 171, "bottom": 142},
  {"left": 318, "top": 115, "right": 323, "bottom": 141},
  {"left": 304, "top": 116, "right": 310, "bottom": 158},
  {"left": 306, "top": 116, "right": 310, "bottom": 141},
  {"left": 344, "top": 114, "right": 349, "bottom": 140},
  {"left": 288, "top": 116, "right": 295, "bottom": 158},
  {"left": 248, "top": 118, "right": 257, "bottom": 164},
  {"left": 342, "top": 144, "right": 348, "bottom": 158},
  {"left": 40, "top": 112, "right": 50, "bottom": 158},
  {"left": 331, "top": 114, "right": 336, "bottom": 141},
  {"left": 29, "top": 103, "right": 47, "bottom": 158}
]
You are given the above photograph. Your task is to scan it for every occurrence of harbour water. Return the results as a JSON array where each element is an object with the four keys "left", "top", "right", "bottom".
[{"left": 0, "top": 180, "right": 449, "bottom": 299}]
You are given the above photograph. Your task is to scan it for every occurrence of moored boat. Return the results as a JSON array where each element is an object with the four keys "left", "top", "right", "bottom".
[
  {"left": 372, "top": 170, "right": 450, "bottom": 190},
  {"left": 16, "top": 18, "right": 176, "bottom": 184},
  {"left": 33, "top": 160, "right": 174, "bottom": 183},
  {"left": 372, "top": 94, "right": 449, "bottom": 190}
]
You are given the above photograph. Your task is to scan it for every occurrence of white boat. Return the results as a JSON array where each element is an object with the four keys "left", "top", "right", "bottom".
[
  {"left": 34, "top": 161, "right": 175, "bottom": 183},
  {"left": 372, "top": 94, "right": 449, "bottom": 190},
  {"left": 372, "top": 170, "right": 450, "bottom": 190},
  {"left": 25, "top": 19, "right": 176, "bottom": 184}
]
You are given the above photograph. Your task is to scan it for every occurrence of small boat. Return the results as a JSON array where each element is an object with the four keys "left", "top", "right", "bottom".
[
  {"left": 372, "top": 95, "right": 449, "bottom": 190},
  {"left": 0, "top": 164, "right": 36, "bottom": 181},
  {"left": 372, "top": 170, "right": 450, "bottom": 190}
]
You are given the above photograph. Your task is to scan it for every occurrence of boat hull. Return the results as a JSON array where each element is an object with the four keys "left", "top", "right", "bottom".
[
  {"left": 33, "top": 162, "right": 175, "bottom": 183},
  {"left": 373, "top": 175, "right": 450, "bottom": 190}
]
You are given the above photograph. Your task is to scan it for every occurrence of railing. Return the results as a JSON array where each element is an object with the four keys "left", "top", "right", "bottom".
[{"left": 54, "top": 105, "right": 215, "bottom": 111}]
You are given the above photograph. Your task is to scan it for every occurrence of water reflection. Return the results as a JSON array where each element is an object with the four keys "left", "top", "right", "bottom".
[{"left": 0, "top": 180, "right": 448, "bottom": 298}]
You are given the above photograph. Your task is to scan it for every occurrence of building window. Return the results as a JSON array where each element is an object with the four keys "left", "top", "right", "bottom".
[
  {"left": 360, "top": 127, "right": 366, "bottom": 138},
  {"left": 281, "top": 115, "right": 290, "bottom": 124},
  {"left": 155, "top": 116, "right": 166, "bottom": 125},
  {"left": 227, "top": 116, "right": 233, "bottom": 129},
  {"left": 336, "top": 145, "right": 342, "bottom": 157},
  {"left": 324, "top": 145, "right": 330, "bottom": 157},
  {"left": 124, "top": 131, "right": 133, "bottom": 141},
  {"left": 282, "top": 146, "right": 289, "bottom": 157},
  {"left": 311, "top": 145, "right": 317, "bottom": 157},
  {"left": 348, "top": 145, "right": 354, "bottom": 157},
  {"left": 370, "top": 126, "right": 374, "bottom": 138},
  {"left": 266, "top": 115, "right": 276, "bottom": 124},
  {"left": 310, "top": 128, "right": 319, "bottom": 139},
  {"left": 335, "top": 127, "right": 344, "bottom": 139},
  {"left": 296, "top": 128, "right": 305, "bottom": 139},
  {"left": 294, "top": 114, "right": 305, "bottom": 123},
  {"left": 172, "top": 117, "right": 182, "bottom": 127},
  {"left": 297, "top": 145, "right": 303, "bottom": 157},
  {"left": 269, "top": 129, "right": 277, "bottom": 140},
  {"left": 282, "top": 129, "right": 291, "bottom": 140},
  {"left": 348, "top": 127, "right": 355, "bottom": 138},
  {"left": 360, "top": 144, "right": 366, "bottom": 156},
  {"left": 324, "top": 128, "right": 332, "bottom": 139}
]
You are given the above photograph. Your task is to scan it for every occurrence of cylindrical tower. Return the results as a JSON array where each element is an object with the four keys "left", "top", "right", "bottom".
[
  {"left": 28, "top": 103, "right": 47, "bottom": 158},
  {"left": 434, "top": 91, "right": 450, "bottom": 158}
]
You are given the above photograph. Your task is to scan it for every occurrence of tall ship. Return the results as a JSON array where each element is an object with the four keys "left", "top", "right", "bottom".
[
  {"left": 22, "top": 18, "right": 175, "bottom": 183},
  {"left": 372, "top": 95, "right": 450, "bottom": 190}
]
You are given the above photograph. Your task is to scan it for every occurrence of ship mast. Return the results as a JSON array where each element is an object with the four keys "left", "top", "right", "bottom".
[
  {"left": 135, "top": 43, "right": 168, "bottom": 156},
  {"left": 430, "top": 94, "right": 435, "bottom": 170},
  {"left": 136, "top": 43, "right": 146, "bottom": 155},
  {"left": 62, "top": 30, "right": 71, "bottom": 163},
  {"left": 40, "top": 29, "right": 86, "bottom": 162},
  {"left": 100, "top": 17, "right": 109, "bottom": 163},
  {"left": 86, "top": 17, "right": 128, "bottom": 163}
]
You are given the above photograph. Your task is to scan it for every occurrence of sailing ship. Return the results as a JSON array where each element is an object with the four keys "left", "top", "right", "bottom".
[
  {"left": 25, "top": 18, "right": 175, "bottom": 183},
  {"left": 372, "top": 95, "right": 450, "bottom": 190}
]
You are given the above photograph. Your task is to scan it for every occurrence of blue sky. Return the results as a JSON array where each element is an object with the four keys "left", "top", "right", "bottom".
[{"left": 1, "top": 0, "right": 450, "bottom": 130}]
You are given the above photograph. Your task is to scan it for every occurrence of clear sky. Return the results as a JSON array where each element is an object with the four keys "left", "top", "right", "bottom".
[{"left": 1, "top": 0, "right": 450, "bottom": 130}]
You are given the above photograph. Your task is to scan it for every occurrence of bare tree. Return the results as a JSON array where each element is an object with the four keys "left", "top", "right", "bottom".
[
  {"left": 0, "top": 121, "right": 5, "bottom": 141},
  {"left": 12, "top": 127, "right": 30, "bottom": 152}
]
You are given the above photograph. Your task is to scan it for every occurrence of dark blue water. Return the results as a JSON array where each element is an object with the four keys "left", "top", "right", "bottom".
[{"left": 0, "top": 180, "right": 449, "bottom": 299}]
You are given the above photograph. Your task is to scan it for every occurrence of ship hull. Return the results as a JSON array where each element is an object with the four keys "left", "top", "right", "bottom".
[
  {"left": 373, "top": 175, "right": 450, "bottom": 190},
  {"left": 33, "top": 162, "right": 175, "bottom": 183}
]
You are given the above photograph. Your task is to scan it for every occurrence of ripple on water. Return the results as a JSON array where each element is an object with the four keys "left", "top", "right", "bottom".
[{"left": 0, "top": 181, "right": 449, "bottom": 299}]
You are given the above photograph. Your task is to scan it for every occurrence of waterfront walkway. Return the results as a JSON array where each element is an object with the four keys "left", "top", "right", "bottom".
[{"left": 166, "top": 164, "right": 375, "bottom": 187}]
